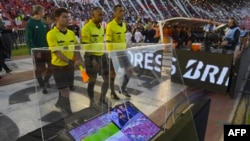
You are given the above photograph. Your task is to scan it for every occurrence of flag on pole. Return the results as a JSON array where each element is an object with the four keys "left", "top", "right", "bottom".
[{"left": 79, "top": 65, "right": 89, "bottom": 83}]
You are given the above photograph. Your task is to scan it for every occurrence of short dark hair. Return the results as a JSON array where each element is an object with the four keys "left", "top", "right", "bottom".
[
  {"left": 91, "top": 7, "right": 102, "bottom": 15},
  {"left": 229, "top": 17, "right": 238, "bottom": 25},
  {"left": 92, "top": 7, "right": 102, "bottom": 12},
  {"left": 113, "top": 4, "right": 122, "bottom": 12},
  {"left": 53, "top": 8, "right": 68, "bottom": 18},
  {"left": 46, "top": 15, "right": 54, "bottom": 21}
]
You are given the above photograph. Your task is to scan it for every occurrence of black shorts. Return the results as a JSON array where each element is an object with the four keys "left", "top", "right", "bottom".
[
  {"left": 51, "top": 64, "right": 74, "bottom": 89},
  {"left": 84, "top": 54, "right": 109, "bottom": 76}
]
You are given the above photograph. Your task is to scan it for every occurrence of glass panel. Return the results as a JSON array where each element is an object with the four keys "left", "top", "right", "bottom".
[
  {"left": 31, "top": 46, "right": 111, "bottom": 141},
  {"left": 107, "top": 43, "right": 200, "bottom": 141},
  {"left": 0, "top": 63, "right": 41, "bottom": 140},
  {"left": 5, "top": 42, "right": 201, "bottom": 141}
]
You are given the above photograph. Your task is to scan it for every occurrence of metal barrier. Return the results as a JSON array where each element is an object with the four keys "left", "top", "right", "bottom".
[{"left": 13, "top": 28, "right": 26, "bottom": 48}]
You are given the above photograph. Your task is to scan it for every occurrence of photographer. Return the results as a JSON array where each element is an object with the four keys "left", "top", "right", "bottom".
[{"left": 142, "top": 21, "right": 156, "bottom": 43}]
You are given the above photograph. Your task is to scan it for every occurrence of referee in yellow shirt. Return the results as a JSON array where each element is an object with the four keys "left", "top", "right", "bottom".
[
  {"left": 106, "top": 5, "right": 134, "bottom": 98},
  {"left": 47, "top": 8, "right": 83, "bottom": 114},
  {"left": 81, "top": 7, "right": 120, "bottom": 107}
]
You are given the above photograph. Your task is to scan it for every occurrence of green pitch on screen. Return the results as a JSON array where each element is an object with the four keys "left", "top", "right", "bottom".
[{"left": 82, "top": 123, "right": 120, "bottom": 141}]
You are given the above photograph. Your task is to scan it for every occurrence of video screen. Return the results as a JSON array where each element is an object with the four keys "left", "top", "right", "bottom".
[{"left": 68, "top": 101, "right": 161, "bottom": 141}]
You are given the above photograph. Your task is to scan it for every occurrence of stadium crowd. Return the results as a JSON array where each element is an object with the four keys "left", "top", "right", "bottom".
[
  {"left": 0, "top": 0, "right": 250, "bottom": 29},
  {"left": 0, "top": 0, "right": 249, "bottom": 59}
]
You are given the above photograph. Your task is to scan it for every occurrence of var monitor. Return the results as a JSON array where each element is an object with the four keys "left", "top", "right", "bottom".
[{"left": 68, "top": 101, "right": 161, "bottom": 141}]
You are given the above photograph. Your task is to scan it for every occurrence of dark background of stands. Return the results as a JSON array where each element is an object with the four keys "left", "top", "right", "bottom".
[{"left": 0, "top": 0, "right": 250, "bottom": 29}]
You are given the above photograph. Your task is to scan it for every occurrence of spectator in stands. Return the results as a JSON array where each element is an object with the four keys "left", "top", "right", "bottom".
[
  {"left": 68, "top": 18, "right": 80, "bottom": 42},
  {"left": 221, "top": 17, "right": 241, "bottom": 54},
  {"left": 152, "top": 21, "right": 160, "bottom": 43},
  {"left": 126, "top": 28, "right": 133, "bottom": 47},
  {"left": 179, "top": 26, "right": 189, "bottom": 48},
  {"left": 134, "top": 28, "right": 143, "bottom": 44},
  {"left": 25, "top": 5, "right": 51, "bottom": 94},
  {"left": 142, "top": 21, "right": 156, "bottom": 43},
  {"left": 203, "top": 18, "right": 216, "bottom": 51},
  {"left": 171, "top": 25, "right": 181, "bottom": 48},
  {"left": 46, "top": 8, "right": 83, "bottom": 114},
  {"left": 45, "top": 15, "right": 55, "bottom": 30},
  {"left": 1, "top": 0, "right": 250, "bottom": 29},
  {"left": 187, "top": 28, "right": 194, "bottom": 48}
]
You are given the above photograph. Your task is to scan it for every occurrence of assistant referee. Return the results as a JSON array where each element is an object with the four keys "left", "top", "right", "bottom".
[
  {"left": 47, "top": 8, "right": 83, "bottom": 114},
  {"left": 106, "top": 5, "right": 134, "bottom": 98}
]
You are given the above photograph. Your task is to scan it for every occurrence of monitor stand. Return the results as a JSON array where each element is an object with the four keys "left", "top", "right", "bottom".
[{"left": 154, "top": 98, "right": 211, "bottom": 141}]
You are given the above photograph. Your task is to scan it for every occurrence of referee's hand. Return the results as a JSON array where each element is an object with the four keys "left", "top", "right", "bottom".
[{"left": 74, "top": 59, "right": 84, "bottom": 68}]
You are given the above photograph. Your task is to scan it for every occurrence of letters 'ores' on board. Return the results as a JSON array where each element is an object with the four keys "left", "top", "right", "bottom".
[{"left": 224, "top": 125, "right": 250, "bottom": 141}]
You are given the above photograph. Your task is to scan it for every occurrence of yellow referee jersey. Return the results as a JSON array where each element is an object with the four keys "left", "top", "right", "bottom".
[
  {"left": 81, "top": 20, "right": 105, "bottom": 56},
  {"left": 106, "top": 19, "right": 127, "bottom": 51},
  {"left": 47, "top": 27, "right": 77, "bottom": 66}
]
